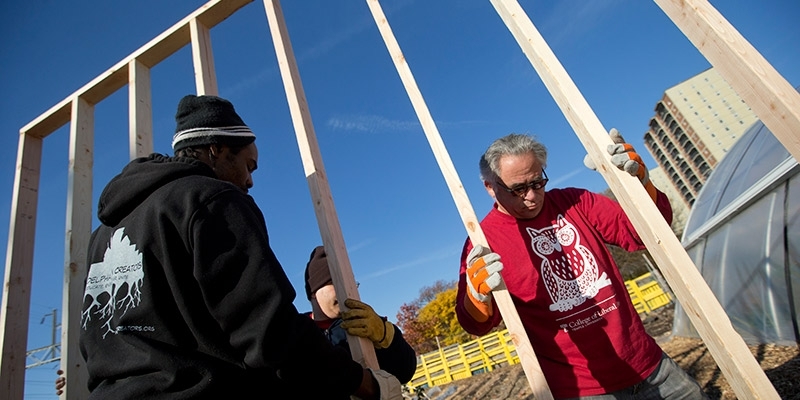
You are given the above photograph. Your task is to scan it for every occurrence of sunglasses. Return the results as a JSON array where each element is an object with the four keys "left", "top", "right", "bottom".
[{"left": 495, "top": 169, "right": 549, "bottom": 198}]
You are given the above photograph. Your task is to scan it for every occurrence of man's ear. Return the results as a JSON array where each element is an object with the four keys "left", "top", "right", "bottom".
[
  {"left": 208, "top": 144, "right": 221, "bottom": 160},
  {"left": 484, "top": 179, "right": 496, "bottom": 198}
]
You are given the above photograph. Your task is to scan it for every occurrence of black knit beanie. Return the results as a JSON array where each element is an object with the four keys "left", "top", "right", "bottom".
[
  {"left": 171, "top": 94, "right": 256, "bottom": 152},
  {"left": 304, "top": 246, "right": 332, "bottom": 300}
]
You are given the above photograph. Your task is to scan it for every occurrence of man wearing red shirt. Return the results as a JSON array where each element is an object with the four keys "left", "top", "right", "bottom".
[{"left": 455, "top": 131, "right": 707, "bottom": 399}]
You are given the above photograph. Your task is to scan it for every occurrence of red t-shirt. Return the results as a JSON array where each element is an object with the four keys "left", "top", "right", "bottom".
[{"left": 456, "top": 187, "right": 672, "bottom": 398}]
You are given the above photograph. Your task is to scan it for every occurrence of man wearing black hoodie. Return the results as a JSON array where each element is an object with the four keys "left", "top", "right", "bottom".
[{"left": 78, "top": 94, "right": 400, "bottom": 399}]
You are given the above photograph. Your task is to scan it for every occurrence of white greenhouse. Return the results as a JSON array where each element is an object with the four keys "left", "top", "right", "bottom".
[{"left": 674, "top": 118, "right": 799, "bottom": 345}]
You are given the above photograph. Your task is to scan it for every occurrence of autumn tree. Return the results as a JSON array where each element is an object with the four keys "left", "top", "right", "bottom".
[
  {"left": 395, "top": 302, "right": 435, "bottom": 353},
  {"left": 396, "top": 280, "right": 474, "bottom": 354},
  {"left": 417, "top": 287, "right": 473, "bottom": 347}
]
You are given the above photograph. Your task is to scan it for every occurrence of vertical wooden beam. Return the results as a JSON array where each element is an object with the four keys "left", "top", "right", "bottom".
[
  {"left": 129, "top": 59, "right": 154, "bottom": 159},
  {"left": 364, "top": 1, "right": 553, "bottom": 398},
  {"left": 262, "top": 0, "right": 378, "bottom": 369},
  {"left": 490, "top": 1, "right": 779, "bottom": 398},
  {"left": 61, "top": 97, "right": 94, "bottom": 400},
  {"left": 190, "top": 18, "right": 219, "bottom": 96},
  {"left": 0, "top": 131, "right": 44, "bottom": 400},
  {"left": 655, "top": 0, "right": 800, "bottom": 162}
]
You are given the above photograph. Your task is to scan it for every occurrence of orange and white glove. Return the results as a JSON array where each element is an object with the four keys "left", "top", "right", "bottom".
[
  {"left": 464, "top": 245, "right": 503, "bottom": 322},
  {"left": 584, "top": 128, "right": 657, "bottom": 202},
  {"left": 606, "top": 128, "right": 657, "bottom": 202},
  {"left": 341, "top": 298, "right": 395, "bottom": 349}
]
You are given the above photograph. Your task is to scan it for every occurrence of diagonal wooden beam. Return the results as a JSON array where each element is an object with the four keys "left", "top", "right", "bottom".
[
  {"left": 655, "top": 0, "right": 800, "bottom": 163},
  {"left": 262, "top": 0, "right": 379, "bottom": 370},
  {"left": 365, "top": 0, "right": 554, "bottom": 398},
  {"left": 490, "top": 0, "right": 780, "bottom": 398}
]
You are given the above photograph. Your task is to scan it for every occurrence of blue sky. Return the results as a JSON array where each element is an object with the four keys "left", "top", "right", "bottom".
[{"left": 1, "top": 0, "right": 798, "bottom": 397}]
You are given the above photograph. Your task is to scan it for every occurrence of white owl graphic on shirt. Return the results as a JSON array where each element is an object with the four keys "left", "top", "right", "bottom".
[{"left": 527, "top": 215, "right": 611, "bottom": 312}]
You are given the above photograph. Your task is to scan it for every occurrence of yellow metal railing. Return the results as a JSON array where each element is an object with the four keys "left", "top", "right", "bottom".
[
  {"left": 625, "top": 272, "right": 673, "bottom": 314},
  {"left": 407, "top": 329, "right": 520, "bottom": 391},
  {"left": 406, "top": 271, "right": 672, "bottom": 392}
]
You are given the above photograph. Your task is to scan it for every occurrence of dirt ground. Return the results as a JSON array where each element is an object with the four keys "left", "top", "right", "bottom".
[{"left": 420, "top": 304, "right": 800, "bottom": 399}]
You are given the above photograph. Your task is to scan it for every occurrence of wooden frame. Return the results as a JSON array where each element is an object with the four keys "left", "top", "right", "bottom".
[
  {"left": 2, "top": 1, "right": 797, "bottom": 399},
  {"left": 0, "top": 1, "right": 252, "bottom": 399}
]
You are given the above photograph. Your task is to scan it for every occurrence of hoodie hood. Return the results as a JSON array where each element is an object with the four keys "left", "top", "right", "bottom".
[{"left": 97, "top": 154, "right": 215, "bottom": 226}]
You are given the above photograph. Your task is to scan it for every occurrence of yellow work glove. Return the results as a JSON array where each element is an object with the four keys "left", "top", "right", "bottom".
[
  {"left": 606, "top": 128, "right": 657, "bottom": 202},
  {"left": 341, "top": 298, "right": 395, "bottom": 349},
  {"left": 464, "top": 245, "right": 503, "bottom": 322}
]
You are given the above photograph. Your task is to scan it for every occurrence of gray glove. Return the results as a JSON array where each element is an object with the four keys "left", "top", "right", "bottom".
[
  {"left": 372, "top": 369, "right": 403, "bottom": 400},
  {"left": 583, "top": 128, "right": 626, "bottom": 171},
  {"left": 585, "top": 128, "right": 657, "bottom": 201},
  {"left": 350, "top": 369, "right": 403, "bottom": 400},
  {"left": 606, "top": 129, "right": 649, "bottom": 183}
]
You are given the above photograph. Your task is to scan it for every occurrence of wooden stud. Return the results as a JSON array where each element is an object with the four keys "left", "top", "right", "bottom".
[
  {"left": 365, "top": 1, "right": 554, "bottom": 398},
  {"left": 190, "top": 18, "right": 219, "bottom": 96},
  {"left": 61, "top": 96, "right": 94, "bottom": 400},
  {"left": 0, "top": 131, "right": 43, "bottom": 400},
  {"left": 129, "top": 59, "right": 154, "bottom": 159},
  {"left": 490, "top": 0, "right": 779, "bottom": 398},
  {"left": 263, "top": 0, "right": 379, "bottom": 370}
]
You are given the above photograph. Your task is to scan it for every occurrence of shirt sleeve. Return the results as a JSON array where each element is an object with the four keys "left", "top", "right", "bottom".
[
  {"left": 375, "top": 325, "right": 418, "bottom": 384},
  {"left": 577, "top": 188, "right": 673, "bottom": 252}
]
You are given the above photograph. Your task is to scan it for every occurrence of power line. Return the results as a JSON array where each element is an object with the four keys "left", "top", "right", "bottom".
[{"left": 26, "top": 309, "right": 60, "bottom": 369}]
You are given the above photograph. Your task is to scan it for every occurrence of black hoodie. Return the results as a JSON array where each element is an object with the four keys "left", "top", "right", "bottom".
[{"left": 80, "top": 154, "right": 364, "bottom": 399}]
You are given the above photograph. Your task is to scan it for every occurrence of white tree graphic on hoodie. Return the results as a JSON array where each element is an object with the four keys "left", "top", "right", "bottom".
[{"left": 81, "top": 228, "right": 144, "bottom": 338}]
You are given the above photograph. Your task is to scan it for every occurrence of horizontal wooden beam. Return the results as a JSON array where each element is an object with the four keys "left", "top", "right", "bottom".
[{"left": 20, "top": 0, "right": 253, "bottom": 139}]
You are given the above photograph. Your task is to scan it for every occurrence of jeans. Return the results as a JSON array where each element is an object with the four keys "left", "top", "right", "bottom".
[{"left": 562, "top": 352, "right": 709, "bottom": 400}]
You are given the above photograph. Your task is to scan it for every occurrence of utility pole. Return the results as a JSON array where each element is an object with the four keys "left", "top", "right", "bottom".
[{"left": 26, "top": 309, "right": 61, "bottom": 369}]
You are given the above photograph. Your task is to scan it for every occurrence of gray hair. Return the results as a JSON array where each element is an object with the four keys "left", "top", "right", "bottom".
[{"left": 479, "top": 133, "right": 548, "bottom": 181}]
